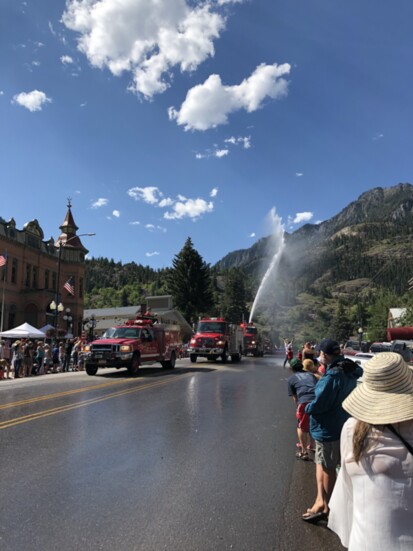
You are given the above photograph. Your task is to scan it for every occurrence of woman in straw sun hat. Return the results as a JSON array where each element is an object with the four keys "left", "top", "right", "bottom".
[{"left": 328, "top": 352, "right": 413, "bottom": 550}]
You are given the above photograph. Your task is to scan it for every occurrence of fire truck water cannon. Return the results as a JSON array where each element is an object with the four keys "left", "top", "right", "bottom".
[
  {"left": 188, "top": 317, "right": 243, "bottom": 364},
  {"left": 84, "top": 314, "right": 180, "bottom": 377}
]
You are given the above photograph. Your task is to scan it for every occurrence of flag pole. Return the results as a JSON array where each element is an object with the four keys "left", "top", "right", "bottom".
[{"left": 0, "top": 250, "right": 7, "bottom": 333}]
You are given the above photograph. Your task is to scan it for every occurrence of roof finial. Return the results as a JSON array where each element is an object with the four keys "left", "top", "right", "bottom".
[{"left": 67, "top": 197, "right": 72, "bottom": 208}]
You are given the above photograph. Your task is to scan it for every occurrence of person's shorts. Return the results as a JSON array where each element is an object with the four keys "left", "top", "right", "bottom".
[
  {"left": 315, "top": 440, "right": 340, "bottom": 469},
  {"left": 296, "top": 403, "right": 310, "bottom": 433}
]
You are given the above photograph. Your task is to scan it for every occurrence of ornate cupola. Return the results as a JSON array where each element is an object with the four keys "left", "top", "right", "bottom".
[{"left": 56, "top": 198, "right": 89, "bottom": 263}]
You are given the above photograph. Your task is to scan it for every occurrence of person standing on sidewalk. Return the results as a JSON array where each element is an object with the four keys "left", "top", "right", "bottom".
[
  {"left": 328, "top": 352, "right": 413, "bottom": 549},
  {"left": 302, "top": 339, "right": 362, "bottom": 523}
]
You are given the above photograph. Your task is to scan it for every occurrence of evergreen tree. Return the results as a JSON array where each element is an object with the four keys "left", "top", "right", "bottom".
[
  {"left": 221, "top": 268, "right": 248, "bottom": 323},
  {"left": 167, "top": 237, "right": 213, "bottom": 324},
  {"left": 330, "top": 301, "right": 354, "bottom": 343}
]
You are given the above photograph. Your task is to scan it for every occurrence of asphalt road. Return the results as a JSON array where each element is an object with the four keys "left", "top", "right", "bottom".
[{"left": 0, "top": 356, "right": 345, "bottom": 551}]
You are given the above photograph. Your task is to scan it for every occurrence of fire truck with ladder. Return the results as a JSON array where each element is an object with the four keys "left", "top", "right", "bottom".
[
  {"left": 83, "top": 314, "right": 180, "bottom": 376},
  {"left": 187, "top": 317, "right": 243, "bottom": 363},
  {"left": 240, "top": 322, "right": 264, "bottom": 357}
]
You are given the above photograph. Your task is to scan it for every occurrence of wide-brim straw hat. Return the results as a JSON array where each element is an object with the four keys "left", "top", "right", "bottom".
[{"left": 343, "top": 352, "right": 413, "bottom": 424}]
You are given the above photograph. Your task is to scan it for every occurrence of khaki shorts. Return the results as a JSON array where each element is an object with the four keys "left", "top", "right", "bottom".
[{"left": 315, "top": 440, "right": 340, "bottom": 470}]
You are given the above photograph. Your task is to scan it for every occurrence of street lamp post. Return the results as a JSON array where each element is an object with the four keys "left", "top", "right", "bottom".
[
  {"left": 358, "top": 326, "right": 363, "bottom": 351},
  {"left": 87, "top": 314, "right": 96, "bottom": 342},
  {"left": 50, "top": 232, "right": 95, "bottom": 343},
  {"left": 63, "top": 308, "right": 73, "bottom": 335}
]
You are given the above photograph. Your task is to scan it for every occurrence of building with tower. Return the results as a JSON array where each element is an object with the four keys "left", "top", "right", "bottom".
[{"left": 0, "top": 201, "right": 89, "bottom": 336}]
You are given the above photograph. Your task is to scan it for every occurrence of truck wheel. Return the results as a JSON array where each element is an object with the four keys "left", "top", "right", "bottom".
[
  {"left": 221, "top": 348, "right": 228, "bottom": 363},
  {"left": 128, "top": 353, "right": 140, "bottom": 376},
  {"left": 85, "top": 364, "right": 98, "bottom": 376},
  {"left": 190, "top": 354, "right": 197, "bottom": 363},
  {"left": 162, "top": 351, "right": 176, "bottom": 370}
]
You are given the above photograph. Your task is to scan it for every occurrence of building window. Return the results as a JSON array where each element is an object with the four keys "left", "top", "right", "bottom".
[
  {"left": 52, "top": 272, "right": 57, "bottom": 291},
  {"left": 25, "top": 264, "right": 31, "bottom": 287},
  {"left": 79, "top": 277, "right": 83, "bottom": 299},
  {"left": 32, "top": 266, "right": 38, "bottom": 288},
  {"left": 45, "top": 269, "right": 50, "bottom": 290},
  {"left": 11, "top": 258, "right": 17, "bottom": 284},
  {"left": 8, "top": 305, "right": 16, "bottom": 329}
]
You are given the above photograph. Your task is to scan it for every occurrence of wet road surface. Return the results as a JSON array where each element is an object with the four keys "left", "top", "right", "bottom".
[{"left": 0, "top": 356, "right": 345, "bottom": 550}]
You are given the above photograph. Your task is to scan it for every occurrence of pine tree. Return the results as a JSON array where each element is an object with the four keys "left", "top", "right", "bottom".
[
  {"left": 167, "top": 237, "right": 213, "bottom": 324},
  {"left": 330, "top": 301, "right": 354, "bottom": 343},
  {"left": 221, "top": 268, "right": 248, "bottom": 323}
]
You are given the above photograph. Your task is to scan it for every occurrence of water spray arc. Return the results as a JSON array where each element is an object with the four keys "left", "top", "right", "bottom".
[{"left": 249, "top": 208, "right": 285, "bottom": 323}]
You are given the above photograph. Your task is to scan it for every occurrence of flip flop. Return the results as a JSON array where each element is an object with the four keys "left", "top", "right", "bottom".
[{"left": 301, "top": 511, "right": 328, "bottom": 523}]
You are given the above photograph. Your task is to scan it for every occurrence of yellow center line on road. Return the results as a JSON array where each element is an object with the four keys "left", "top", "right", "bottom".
[
  {"left": 0, "top": 378, "right": 143, "bottom": 410},
  {"left": 0, "top": 373, "right": 194, "bottom": 430}
]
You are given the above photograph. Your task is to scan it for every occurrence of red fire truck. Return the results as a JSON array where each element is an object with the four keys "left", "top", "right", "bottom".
[
  {"left": 83, "top": 314, "right": 180, "bottom": 376},
  {"left": 240, "top": 322, "right": 264, "bottom": 357},
  {"left": 188, "top": 317, "right": 243, "bottom": 363}
]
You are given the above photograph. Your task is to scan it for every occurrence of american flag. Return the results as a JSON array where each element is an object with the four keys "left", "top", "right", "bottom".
[
  {"left": 64, "top": 276, "right": 75, "bottom": 296},
  {"left": 0, "top": 253, "right": 7, "bottom": 267}
]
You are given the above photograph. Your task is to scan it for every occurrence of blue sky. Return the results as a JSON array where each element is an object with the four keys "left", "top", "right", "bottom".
[{"left": 1, "top": 1, "right": 412, "bottom": 269}]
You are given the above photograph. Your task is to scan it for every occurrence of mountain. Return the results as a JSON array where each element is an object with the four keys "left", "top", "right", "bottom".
[{"left": 215, "top": 183, "right": 413, "bottom": 341}]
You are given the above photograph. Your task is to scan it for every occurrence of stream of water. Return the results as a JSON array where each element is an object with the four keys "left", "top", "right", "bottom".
[{"left": 249, "top": 208, "right": 285, "bottom": 323}]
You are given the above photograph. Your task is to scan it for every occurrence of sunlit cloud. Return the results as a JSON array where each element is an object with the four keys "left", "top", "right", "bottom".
[
  {"left": 288, "top": 211, "right": 314, "bottom": 226},
  {"left": 12, "top": 90, "right": 52, "bottom": 112},
  {"left": 61, "top": 55, "right": 74, "bottom": 65},
  {"left": 62, "top": 0, "right": 239, "bottom": 100},
  {"left": 146, "top": 251, "right": 160, "bottom": 257},
  {"left": 112, "top": 210, "right": 120, "bottom": 217},
  {"left": 249, "top": 232, "right": 256, "bottom": 237},
  {"left": 128, "top": 185, "right": 215, "bottom": 221},
  {"left": 91, "top": 197, "right": 108, "bottom": 208},
  {"left": 224, "top": 135, "right": 251, "bottom": 149},
  {"left": 129, "top": 221, "right": 141, "bottom": 225},
  {"left": 210, "top": 188, "right": 218, "bottom": 198},
  {"left": 168, "top": 62, "right": 291, "bottom": 131},
  {"left": 372, "top": 132, "right": 384, "bottom": 141},
  {"left": 145, "top": 224, "right": 166, "bottom": 232},
  {"left": 295, "top": 172, "right": 303, "bottom": 177}
]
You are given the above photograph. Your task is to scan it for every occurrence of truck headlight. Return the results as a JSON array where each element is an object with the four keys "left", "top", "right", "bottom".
[
  {"left": 84, "top": 345, "right": 91, "bottom": 352},
  {"left": 120, "top": 345, "right": 132, "bottom": 352}
]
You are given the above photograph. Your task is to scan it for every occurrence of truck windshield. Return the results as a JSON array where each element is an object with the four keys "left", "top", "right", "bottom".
[
  {"left": 245, "top": 327, "right": 257, "bottom": 335},
  {"left": 102, "top": 327, "right": 141, "bottom": 339},
  {"left": 197, "top": 322, "right": 227, "bottom": 334}
]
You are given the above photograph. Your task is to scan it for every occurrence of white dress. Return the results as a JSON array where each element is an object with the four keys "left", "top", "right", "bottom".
[{"left": 328, "top": 417, "right": 413, "bottom": 550}]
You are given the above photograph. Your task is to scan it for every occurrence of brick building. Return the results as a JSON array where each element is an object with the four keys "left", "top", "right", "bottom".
[{"left": 0, "top": 201, "right": 89, "bottom": 336}]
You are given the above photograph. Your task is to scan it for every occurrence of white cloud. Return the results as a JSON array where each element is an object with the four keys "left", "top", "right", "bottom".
[
  {"left": 372, "top": 132, "right": 384, "bottom": 141},
  {"left": 210, "top": 188, "right": 218, "bottom": 198},
  {"left": 288, "top": 211, "right": 313, "bottom": 225},
  {"left": 164, "top": 198, "right": 213, "bottom": 220},
  {"left": 249, "top": 232, "right": 255, "bottom": 237},
  {"left": 168, "top": 62, "right": 291, "bottom": 131},
  {"left": 128, "top": 186, "right": 162, "bottom": 205},
  {"left": 32, "top": 61, "right": 41, "bottom": 67},
  {"left": 62, "top": 0, "right": 234, "bottom": 100},
  {"left": 129, "top": 220, "right": 140, "bottom": 225},
  {"left": 225, "top": 135, "right": 251, "bottom": 149},
  {"left": 217, "top": 0, "right": 244, "bottom": 4},
  {"left": 0, "top": 91, "right": 4, "bottom": 96},
  {"left": 48, "top": 21, "right": 56, "bottom": 36},
  {"left": 91, "top": 197, "right": 108, "bottom": 208},
  {"left": 145, "top": 224, "right": 166, "bottom": 232},
  {"left": 112, "top": 209, "right": 120, "bottom": 217},
  {"left": 12, "top": 90, "right": 52, "bottom": 112},
  {"left": 61, "top": 55, "right": 74, "bottom": 65},
  {"left": 295, "top": 172, "right": 303, "bottom": 177},
  {"left": 146, "top": 251, "right": 160, "bottom": 257},
  {"left": 80, "top": 102, "right": 87, "bottom": 107},
  {"left": 128, "top": 185, "right": 215, "bottom": 221},
  {"left": 214, "top": 149, "right": 229, "bottom": 158}
]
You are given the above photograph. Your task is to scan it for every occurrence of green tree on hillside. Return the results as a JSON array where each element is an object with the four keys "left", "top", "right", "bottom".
[
  {"left": 330, "top": 301, "right": 354, "bottom": 343},
  {"left": 167, "top": 237, "right": 213, "bottom": 324},
  {"left": 221, "top": 268, "right": 248, "bottom": 323}
]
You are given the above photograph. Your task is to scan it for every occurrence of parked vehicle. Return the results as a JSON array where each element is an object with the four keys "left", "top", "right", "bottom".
[
  {"left": 188, "top": 317, "right": 243, "bottom": 363},
  {"left": 240, "top": 322, "right": 264, "bottom": 357},
  {"left": 83, "top": 314, "right": 180, "bottom": 376},
  {"left": 369, "top": 342, "right": 391, "bottom": 354}
]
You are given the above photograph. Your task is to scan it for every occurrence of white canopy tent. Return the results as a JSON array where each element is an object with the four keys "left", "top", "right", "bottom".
[{"left": 0, "top": 322, "right": 46, "bottom": 339}]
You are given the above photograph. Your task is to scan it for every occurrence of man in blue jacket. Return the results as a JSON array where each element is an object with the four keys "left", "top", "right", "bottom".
[{"left": 302, "top": 339, "right": 362, "bottom": 523}]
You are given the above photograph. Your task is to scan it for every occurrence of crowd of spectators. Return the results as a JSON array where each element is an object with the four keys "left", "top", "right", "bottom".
[
  {"left": 0, "top": 337, "right": 84, "bottom": 379},
  {"left": 286, "top": 338, "right": 413, "bottom": 550}
]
